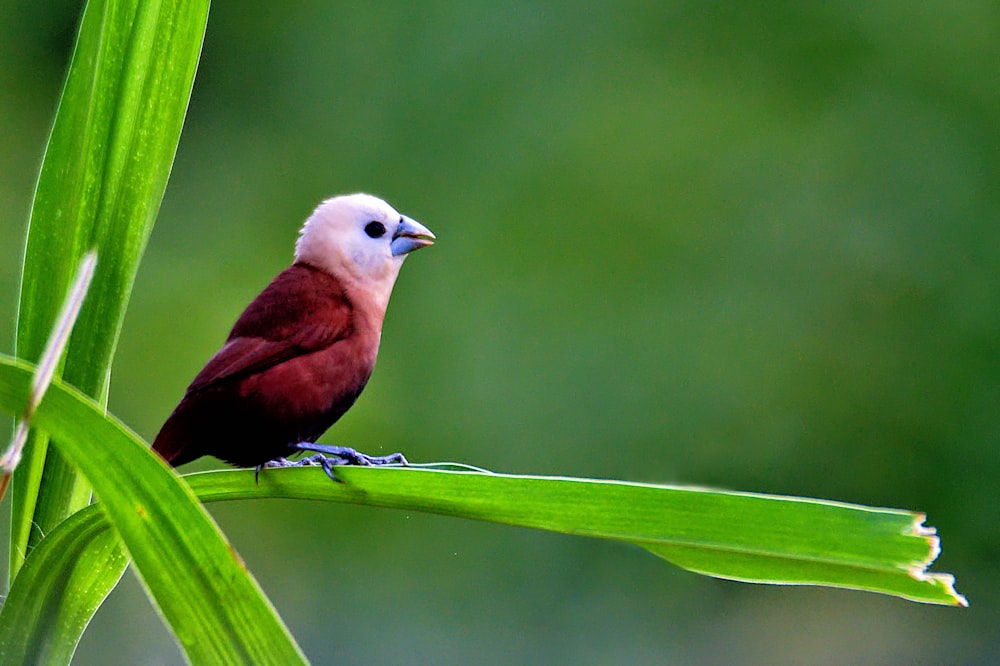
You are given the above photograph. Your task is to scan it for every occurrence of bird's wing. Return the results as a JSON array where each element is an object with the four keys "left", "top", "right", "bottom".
[{"left": 185, "top": 263, "right": 353, "bottom": 395}]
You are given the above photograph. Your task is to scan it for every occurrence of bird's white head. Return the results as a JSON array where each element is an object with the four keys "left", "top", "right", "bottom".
[{"left": 295, "top": 193, "right": 435, "bottom": 311}]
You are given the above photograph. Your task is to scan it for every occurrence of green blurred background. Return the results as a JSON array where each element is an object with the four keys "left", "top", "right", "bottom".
[{"left": 2, "top": 1, "right": 998, "bottom": 663}]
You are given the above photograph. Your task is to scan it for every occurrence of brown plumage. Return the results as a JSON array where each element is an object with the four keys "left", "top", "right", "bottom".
[{"left": 152, "top": 193, "right": 434, "bottom": 471}]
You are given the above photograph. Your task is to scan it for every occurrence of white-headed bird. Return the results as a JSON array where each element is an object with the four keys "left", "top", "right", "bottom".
[{"left": 152, "top": 193, "right": 434, "bottom": 477}]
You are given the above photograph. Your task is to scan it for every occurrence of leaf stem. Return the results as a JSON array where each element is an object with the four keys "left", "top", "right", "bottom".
[{"left": 0, "top": 252, "right": 97, "bottom": 497}]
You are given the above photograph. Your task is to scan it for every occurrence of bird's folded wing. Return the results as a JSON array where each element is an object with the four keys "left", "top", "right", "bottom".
[{"left": 185, "top": 264, "right": 353, "bottom": 394}]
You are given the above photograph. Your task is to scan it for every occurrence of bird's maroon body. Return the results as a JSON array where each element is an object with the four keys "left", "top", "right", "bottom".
[
  {"left": 152, "top": 193, "right": 434, "bottom": 470},
  {"left": 153, "top": 263, "right": 382, "bottom": 467}
]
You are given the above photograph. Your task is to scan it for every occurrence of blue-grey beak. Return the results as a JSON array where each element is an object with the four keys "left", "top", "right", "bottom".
[{"left": 390, "top": 216, "right": 436, "bottom": 256}]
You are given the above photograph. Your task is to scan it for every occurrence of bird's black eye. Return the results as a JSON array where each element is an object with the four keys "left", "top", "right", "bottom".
[{"left": 364, "top": 221, "right": 386, "bottom": 238}]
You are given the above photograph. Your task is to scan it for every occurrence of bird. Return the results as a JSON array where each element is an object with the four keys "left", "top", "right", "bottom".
[{"left": 152, "top": 193, "right": 434, "bottom": 478}]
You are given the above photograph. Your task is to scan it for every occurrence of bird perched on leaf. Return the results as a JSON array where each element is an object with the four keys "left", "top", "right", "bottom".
[{"left": 152, "top": 193, "right": 434, "bottom": 478}]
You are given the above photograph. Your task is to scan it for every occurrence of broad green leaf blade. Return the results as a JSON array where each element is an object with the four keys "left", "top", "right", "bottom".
[
  {"left": 12, "top": 0, "right": 210, "bottom": 577},
  {"left": 0, "top": 506, "right": 126, "bottom": 665},
  {"left": 183, "top": 468, "right": 966, "bottom": 607},
  {"left": 2, "top": 472, "right": 963, "bottom": 666},
  {"left": 0, "top": 353, "right": 964, "bottom": 666},
  {"left": 0, "top": 357, "right": 307, "bottom": 665}
]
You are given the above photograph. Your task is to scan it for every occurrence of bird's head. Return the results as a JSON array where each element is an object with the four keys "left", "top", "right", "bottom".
[{"left": 295, "top": 193, "right": 435, "bottom": 310}]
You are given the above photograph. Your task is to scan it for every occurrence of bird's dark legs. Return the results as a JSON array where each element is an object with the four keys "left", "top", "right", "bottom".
[{"left": 255, "top": 444, "right": 408, "bottom": 483}]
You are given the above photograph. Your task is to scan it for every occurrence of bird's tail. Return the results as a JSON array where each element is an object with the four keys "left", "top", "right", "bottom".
[{"left": 151, "top": 406, "right": 200, "bottom": 468}]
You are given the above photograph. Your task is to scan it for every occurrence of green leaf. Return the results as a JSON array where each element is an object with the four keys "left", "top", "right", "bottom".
[
  {"left": 11, "top": 0, "right": 210, "bottom": 577},
  {"left": 0, "top": 350, "right": 964, "bottom": 660},
  {"left": 187, "top": 467, "right": 967, "bottom": 607},
  {"left": 0, "top": 470, "right": 965, "bottom": 665},
  {"left": 0, "top": 356, "right": 307, "bottom": 665},
  {"left": 0, "top": 353, "right": 966, "bottom": 615},
  {"left": 0, "top": 506, "right": 127, "bottom": 665}
]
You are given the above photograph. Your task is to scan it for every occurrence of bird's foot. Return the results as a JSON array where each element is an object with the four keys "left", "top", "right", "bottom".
[
  {"left": 255, "top": 457, "right": 296, "bottom": 484},
  {"left": 292, "top": 443, "right": 407, "bottom": 466},
  {"left": 254, "top": 454, "right": 344, "bottom": 483},
  {"left": 286, "top": 443, "right": 408, "bottom": 482}
]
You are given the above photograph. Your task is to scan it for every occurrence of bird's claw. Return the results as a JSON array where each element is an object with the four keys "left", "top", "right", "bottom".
[
  {"left": 319, "top": 447, "right": 408, "bottom": 467},
  {"left": 256, "top": 445, "right": 408, "bottom": 483},
  {"left": 255, "top": 457, "right": 294, "bottom": 484},
  {"left": 254, "top": 453, "right": 344, "bottom": 482}
]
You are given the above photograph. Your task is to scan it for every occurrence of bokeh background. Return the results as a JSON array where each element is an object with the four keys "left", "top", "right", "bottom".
[{"left": 2, "top": 2, "right": 998, "bottom": 664}]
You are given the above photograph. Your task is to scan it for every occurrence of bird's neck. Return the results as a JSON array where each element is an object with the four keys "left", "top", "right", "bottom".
[{"left": 293, "top": 259, "right": 394, "bottom": 347}]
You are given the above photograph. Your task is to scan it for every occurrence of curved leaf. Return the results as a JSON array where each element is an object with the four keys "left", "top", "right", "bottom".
[
  {"left": 0, "top": 345, "right": 965, "bottom": 661},
  {"left": 186, "top": 467, "right": 966, "bottom": 607},
  {"left": 0, "top": 506, "right": 126, "bottom": 665},
  {"left": 0, "top": 356, "right": 307, "bottom": 665},
  {"left": 1, "top": 352, "right": 967, "bottom": 611}
]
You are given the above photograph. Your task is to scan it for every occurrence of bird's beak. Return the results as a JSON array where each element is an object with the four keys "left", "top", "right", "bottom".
[{"left": 391, "top": 216, "right": 436, "bottom": 256}]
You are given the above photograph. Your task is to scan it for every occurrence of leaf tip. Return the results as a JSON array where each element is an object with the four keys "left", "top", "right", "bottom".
[{"left": 905, "top": 514, "right": 968, "bottom": 607}]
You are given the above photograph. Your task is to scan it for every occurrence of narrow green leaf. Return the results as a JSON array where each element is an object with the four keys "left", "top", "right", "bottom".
[
  {"left": 0, "top": 354, "right": 966, "bottom": 612},
  {"left": 2, "top": 252, "right": 96, "bottom": 501},
  {"left": 0, "top": 506, "right": 127, "bottom": 665},
  {"left": 0, "top": 357, "right": 307, "bottom": 665},
  {"left": 12, "top": 0, "right": 210, "bottom": 577},
  {"left": 0, "top": 363, "right": 965, "bottom": 662},
  {"left": 3, "top": 469, "right": 963, "bottom": 666},
  {"left": 186, "top": 468, "right": 967, "bottom": 607},
  {"left": 643, "top": 541, "right": 961, "bottom": 606}
]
